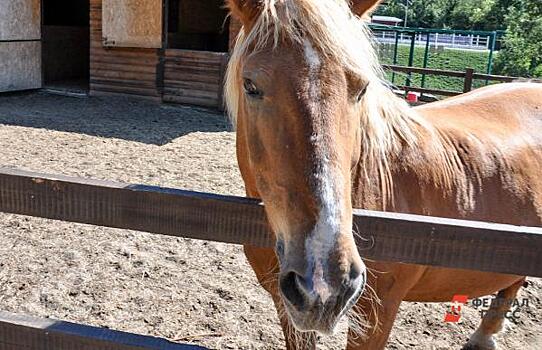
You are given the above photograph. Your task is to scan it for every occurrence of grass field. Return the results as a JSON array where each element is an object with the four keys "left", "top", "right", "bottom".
[{"left": 376, "top": 44, "right": 498, "bottom": 93}]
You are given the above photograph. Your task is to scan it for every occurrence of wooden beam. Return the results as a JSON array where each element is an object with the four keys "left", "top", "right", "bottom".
[
  {"left": 383, "top": 64, "right": 466, "bottom": 78},
  {"left": 0, "top": 167, "right": 273, "bottom": 247},
  {"left": 463, "top": 68, "right": 474, "bottom": 93},
  {"left": 0, "top": 311, "right": 207, "bottom": 350},
  {"left": 396, "top": 85, "right": 461, "bottom": 97},
  {"left": 0, "top": 167, "right": 541, "bottom": 277},
  {"left": 383, "top": 64, "right": 540, "bottom": 87}
]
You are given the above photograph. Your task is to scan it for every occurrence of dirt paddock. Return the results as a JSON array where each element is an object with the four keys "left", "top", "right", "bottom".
[{"left": 0, "top": 92, "right": 540, "bottom": 349}]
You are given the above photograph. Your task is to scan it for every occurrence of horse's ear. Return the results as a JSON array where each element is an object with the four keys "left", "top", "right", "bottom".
[
  {"left": 226, "top": 0, "right": 262, "bottom": 27},
  {"left": 349, "top": 0, "right": 382, "bottom": 19}
]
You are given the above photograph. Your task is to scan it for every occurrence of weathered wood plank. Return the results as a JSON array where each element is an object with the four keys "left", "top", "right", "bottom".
[
  {"left": 0, "top": 167, "right": 541, "bottom": 277},
  {"left": 163, "top": 95, "right": 219, "bottom": 108},
  {"left": 163, "top": 72, "right": 221, "bottom": 84},
  {"left": 383, "top": 64, "right": 466, "bottom": 78},
  {"left": 163, "top": 87, "right": 218, "bottom": 99},
  {"left": 88, "top": 0, "right": 160, "bottom": 99},
  {"left": 90, "top": 69, "right": 157, "bottom": 82},
  {"left": 163, "top": 80, "right": 220, "bottom": 93},
  {"left": 164, "top": 62, "right": 221, "bottom": 74},
  {"left": 161, "top": 49, "right": 227, "bottom": 108},
  {"left": 164, "top": 49, "right": 226, "bottom": 60},
  {"left": 397, "top": 85, "right": 460, "bottom": 97},
  {"left": 90, "top": 79, "right": 157, "bottom": 90},
  {"left": 383, "top": 64, "right": 536, "bottom": 88},
  {"left": 89, "top": 83, "right": 160, "bottom": 97},
  {"left": 90, "top": 89, "right": 161, "bottom": 102},
  {"left": 0, "top": 167, "right": 272, "bottom": 247},
  {"left": 472, "top": 73, "right": 517, "bottom": 82},
  {"left": 102, "top": 0, "right": 162, "bottom": 48},
  {"left": 91, "top": 55, "right": 159, "bottom": 66},
  {"left": 90, "top": 62, "right": 157, "bottom": 74},
  {"left": 0, "top": 311, "right": 207, "bottom": 350}
]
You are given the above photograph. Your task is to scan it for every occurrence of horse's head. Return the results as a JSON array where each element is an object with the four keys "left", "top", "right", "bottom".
[{"left": 226, "top": 0, "right": 383, "bottom": 334}]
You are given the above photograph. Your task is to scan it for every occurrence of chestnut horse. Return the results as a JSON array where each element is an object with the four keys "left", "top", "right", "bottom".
[{"left": 224, "top": 0, "right": 542, "bottom": 349}]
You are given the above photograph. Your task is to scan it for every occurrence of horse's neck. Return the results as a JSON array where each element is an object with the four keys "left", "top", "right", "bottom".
[{"left": 351, "top": 103, "right": 464, "bottom": 215}]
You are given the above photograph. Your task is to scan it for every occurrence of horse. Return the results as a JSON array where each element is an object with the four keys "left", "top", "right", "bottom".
[{"left": 224, "top": 0, "right": 542, "bottom": 349}]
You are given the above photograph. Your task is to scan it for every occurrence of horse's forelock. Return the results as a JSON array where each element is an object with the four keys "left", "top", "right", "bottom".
[{"left": 225, "top": 0, "right": 380, "bottom": 119}]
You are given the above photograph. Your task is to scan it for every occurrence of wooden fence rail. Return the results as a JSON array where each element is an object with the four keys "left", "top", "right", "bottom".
[
  {"left": 1, "top": 166, "right": 542, "bottom": 349},
  {"left": 0, "top": 311, "right": 207, "bottom": 350},
  {"left": 382, "top": 64, "right": 540, "bottom": 97},
  {"left": 1, "top": 167, "right": 541, "bottom": 277}
]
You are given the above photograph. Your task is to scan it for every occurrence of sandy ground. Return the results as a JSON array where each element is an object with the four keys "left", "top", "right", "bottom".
[{"left": 0, "top": 92, "right": 540, "bottom": 349}]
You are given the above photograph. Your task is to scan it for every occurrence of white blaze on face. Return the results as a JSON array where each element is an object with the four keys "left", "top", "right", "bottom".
[
  {"left": 303, "top": 39, "right": 322, "bottom": 115},
  {"left": 303, "top": 39, "right": 342, "bottom": 304}
]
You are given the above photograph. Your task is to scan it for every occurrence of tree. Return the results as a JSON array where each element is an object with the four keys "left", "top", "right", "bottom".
[
  {"left": 374, "top": 0, "right": 436, "bottom": 28},
  {"left": 439, "top": 0, "right": 495, "bottom": 30},
  {"left": 480, "top": 0, "right": 515, "bottom": 31},
  {"left": 374, "top": 0, "right": 509, "bottom": 31},
  {"left": 494, "top": 0, "right": 542, "bottom": 77}
]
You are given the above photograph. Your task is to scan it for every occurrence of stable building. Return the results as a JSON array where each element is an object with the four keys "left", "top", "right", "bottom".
[
  {"left": 371, "top": 15, "right": 403, "bottom": 26},
  {"left": 0, "top": 0, "right": 243, "bottom": 109}
]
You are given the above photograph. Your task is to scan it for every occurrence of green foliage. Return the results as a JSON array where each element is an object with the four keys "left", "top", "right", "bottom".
[
  {"left": 377, "top": 44, "right": 495, "bottom": 92},
  {"left": 493, "top": 0, "right": 542, "bottom": 77},
  {"left": 374, "top": 0, "right": 435, "bottom": 28},
  {"left": 477, "top": 0, "right": 516, "bottom": 31},
  {"left": 375, "top": 0, "right": 510, "bottom": 31}
]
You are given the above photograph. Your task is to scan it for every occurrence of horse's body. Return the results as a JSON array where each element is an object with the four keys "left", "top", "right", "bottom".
[
  {"left": 361, "top": 83, "right": 542, "bottom": 297},
  {"left": 348, "top": 83, "right": 542, "bottom": 349},
  {"left": 224, "top": 1, "right": 542, "bottom": 349}
]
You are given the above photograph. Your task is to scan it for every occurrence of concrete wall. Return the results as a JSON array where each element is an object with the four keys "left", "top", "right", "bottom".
[
  {"left": 0, "top": 0, "right": 40, "bottom": 41},
  {"left": 0, "top": 42, "right": 42, "bottom": 91}
]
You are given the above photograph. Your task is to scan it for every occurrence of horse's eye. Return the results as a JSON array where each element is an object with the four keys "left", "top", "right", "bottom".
[
  {"left": 243, "top": 78, "right": 263, "bottom": 98},
  {"left": 356, "top": 83, "right": 369, "bottom": 102}
]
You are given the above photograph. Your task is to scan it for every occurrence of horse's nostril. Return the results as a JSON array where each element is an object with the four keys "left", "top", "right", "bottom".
[
  {"left": 349, "top": 262, "right": 365, "bottom": 284},
  {"left": 280, "top": 271, "right": 306, "bottom": 310}
]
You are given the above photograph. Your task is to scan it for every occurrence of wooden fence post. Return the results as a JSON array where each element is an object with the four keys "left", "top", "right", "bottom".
[{"left": 463, "top": 68, "right": 474, "bottom": 93}]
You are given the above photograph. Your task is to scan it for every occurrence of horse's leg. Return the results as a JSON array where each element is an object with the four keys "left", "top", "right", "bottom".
[
  {"left": 346, "top": 264, "right": 425, "bottom": 350},
  {"left": 244, "top": 245, "right": 317, "bottom": 350},
  {"left": 462, "top": 277, "right": 526, "bottom": 350}
]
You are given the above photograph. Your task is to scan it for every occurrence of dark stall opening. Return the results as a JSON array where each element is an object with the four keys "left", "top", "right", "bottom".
[
  {"left": 167, "top": 0, "right": 230, "bottom": 52},
  {"left": 42, "top": 0, "right": 90, "bottom": 94}
]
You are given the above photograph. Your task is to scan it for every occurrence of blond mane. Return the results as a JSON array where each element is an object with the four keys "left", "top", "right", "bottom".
[{"left": 225, "top": 0, "right": 457, "bottom": 207}]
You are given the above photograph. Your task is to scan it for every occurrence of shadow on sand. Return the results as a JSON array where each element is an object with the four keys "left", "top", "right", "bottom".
[{"left": 0, "top": 91, "right": 232, "bottom": 145}]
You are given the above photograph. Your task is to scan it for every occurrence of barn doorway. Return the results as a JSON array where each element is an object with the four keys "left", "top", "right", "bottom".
[
  {"left": 41, "top": 0, "right": 90, "bottom": 94},
  {"left": 167, "top": 0, "right": 230, "bottom": 52}
]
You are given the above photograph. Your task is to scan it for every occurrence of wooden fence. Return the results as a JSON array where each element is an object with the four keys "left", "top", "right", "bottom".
[
  {"left": 0, "top": 311, "right": 206, "bottom": 350},
  {"left": 382, "top": 64, "right": 539, "bottom": 97},
  {"left": 1, "top": 167, "right": 541, "bottom": 348}
]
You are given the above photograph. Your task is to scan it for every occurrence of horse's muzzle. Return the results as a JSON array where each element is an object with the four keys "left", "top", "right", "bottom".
[{"left": 279, "top": 262, "right": 366, "bottom": 334}]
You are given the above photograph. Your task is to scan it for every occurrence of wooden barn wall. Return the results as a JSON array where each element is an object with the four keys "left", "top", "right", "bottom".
[
  {"left": 89, "top": 0, "right": 160, "bottom": 99},
  {"left": 163, "top": 49, "right": 228, "bottom": 108}
]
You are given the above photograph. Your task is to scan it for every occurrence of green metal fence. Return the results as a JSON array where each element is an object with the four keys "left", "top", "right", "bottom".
[{"left": 369, "top": 24, "right": 503, "bottom": 92}]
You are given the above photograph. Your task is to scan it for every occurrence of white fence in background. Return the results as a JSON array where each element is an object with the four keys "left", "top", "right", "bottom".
[{"left": 373, "top": 30, "right": 492, "bottom": 51}]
